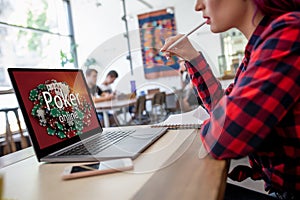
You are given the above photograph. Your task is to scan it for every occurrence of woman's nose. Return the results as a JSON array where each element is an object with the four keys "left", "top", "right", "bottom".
[{"left": 195, "top": 0, "right": 205, "bottom": 11}]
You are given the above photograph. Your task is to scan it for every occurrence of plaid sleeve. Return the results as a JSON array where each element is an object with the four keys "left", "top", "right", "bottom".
[
  {"left": 185, "top": 53, "right": 225, "bottom": 112},
  {"left": 199, "top": 15, "right": 300, "bottom": 159}
]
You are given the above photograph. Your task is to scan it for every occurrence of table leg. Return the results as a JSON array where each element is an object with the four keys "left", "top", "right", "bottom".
[
  {"left": 102, "top": 111, "right": 110, "bottom": 127},
  {"left": 122, "top": 107, "right": 127, "bottom": 123}
]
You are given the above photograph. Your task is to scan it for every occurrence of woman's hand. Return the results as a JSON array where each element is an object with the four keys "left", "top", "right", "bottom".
[{"left": 160, "top": 34, "right": 200, "bottom": 62}]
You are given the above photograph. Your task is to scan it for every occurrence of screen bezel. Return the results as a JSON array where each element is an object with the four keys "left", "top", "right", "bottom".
[{"left": 8, "top": 68, "right": 103, "bottom": 161}]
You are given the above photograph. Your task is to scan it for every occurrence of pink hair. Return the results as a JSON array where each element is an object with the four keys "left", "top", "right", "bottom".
[{"left": 253, "top": 0, "right": 300, "bottom": 16}]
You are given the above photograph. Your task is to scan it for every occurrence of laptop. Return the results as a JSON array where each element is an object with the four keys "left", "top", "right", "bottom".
[{"left": 8, "top": 68, "right": 167, "bottom": 162}]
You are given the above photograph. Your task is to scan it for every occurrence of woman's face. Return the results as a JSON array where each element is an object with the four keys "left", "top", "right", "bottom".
[{"left": 195, "top": 0, "right": 251, "bottom": 33}]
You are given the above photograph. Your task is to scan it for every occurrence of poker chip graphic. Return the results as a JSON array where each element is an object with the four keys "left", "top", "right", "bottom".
[{"left": 29, "top": 80, "right": 92, "bottom": 139}]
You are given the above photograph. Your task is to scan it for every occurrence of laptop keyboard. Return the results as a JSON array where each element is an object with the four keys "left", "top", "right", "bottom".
[{"left": 57, "top": 130, "right": 136, "bottom": 156}]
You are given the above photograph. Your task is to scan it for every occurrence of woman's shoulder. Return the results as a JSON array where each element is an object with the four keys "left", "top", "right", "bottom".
[
  {"left": 249, "top": 12, "right": 300, "bottom": 71},
  {"left": 270, "top": 11, "right": 300, "bottom": 29},
  {"left": 254, "top": 12, "right": 300, "bottom": 48}
]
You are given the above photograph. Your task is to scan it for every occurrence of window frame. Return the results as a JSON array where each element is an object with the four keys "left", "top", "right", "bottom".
[{"left": 0, "top": 0, "right": 78, "bottom": 69}]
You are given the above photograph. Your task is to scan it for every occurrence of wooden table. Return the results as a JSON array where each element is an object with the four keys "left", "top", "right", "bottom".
[
  {"left": 0, "top": 128, "right": 227, "bottom": 200},
  {"left": 95, "top": 92, "right": 174, "bottom": 127},
  {"left": 133, "top": 130, "right": 228, "bottom": 200},
  {"left": 95, "top": 98, "right": 137, "bottom": 127}
]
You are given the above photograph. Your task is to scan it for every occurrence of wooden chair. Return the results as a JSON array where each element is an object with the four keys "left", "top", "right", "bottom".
[
  {"left": 147, "top": 88, "right": 160, "bottom": 95},
  {"left": 0, "top": 107, "right": 28, "bottom": 155},
  {"left": 129, "top": 96, "right": 150, "bottom": 125},
  {"left": 165, "top": 93, "right": 180, "bottom": 115},
  {"left": 151, "top": 92, "right": 166, "bottom": 123}
]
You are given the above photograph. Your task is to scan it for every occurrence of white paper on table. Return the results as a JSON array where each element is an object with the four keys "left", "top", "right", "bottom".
[{"left": 158, "top": 106, "right": 210, "bottom": 126}]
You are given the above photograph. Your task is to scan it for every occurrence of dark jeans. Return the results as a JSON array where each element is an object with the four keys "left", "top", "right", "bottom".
[
  {"left": 96, "top": 112, "right": 116, "bottom": 127},
  {"left": 224, "top": 183, "right": 276, "bottom": 200},
  {"left": 268, "top": 190, "right": 300, "bottom": 200},
  {"left": 97, "top": 112, "right": 113, "bottom": 121}
]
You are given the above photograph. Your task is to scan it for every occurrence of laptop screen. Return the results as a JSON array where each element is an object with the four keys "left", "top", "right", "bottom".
[{"left": 10, "top": 70, "right": 100, "bottom": 149}]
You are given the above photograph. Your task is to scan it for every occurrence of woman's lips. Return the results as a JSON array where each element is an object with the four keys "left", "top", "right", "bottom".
[{"left": 203, "top": 16, "right": 211, "bottom": 24}]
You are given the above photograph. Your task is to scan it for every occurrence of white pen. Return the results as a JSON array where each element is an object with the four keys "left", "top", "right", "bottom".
[{"left": 166, "top": 21, "right": 206, "bottom": 50}]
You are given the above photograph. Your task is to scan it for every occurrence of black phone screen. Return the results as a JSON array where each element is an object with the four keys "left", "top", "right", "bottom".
[{"left": 71, "top": 163, "right": 100, "bottom": 173}]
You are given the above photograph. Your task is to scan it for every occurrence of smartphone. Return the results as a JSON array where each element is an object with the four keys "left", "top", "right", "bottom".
[{"left": 62, "top": 158, "right": 133, "bottom": 180}]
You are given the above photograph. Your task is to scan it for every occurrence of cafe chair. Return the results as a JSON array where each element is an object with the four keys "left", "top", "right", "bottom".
[
  {"left": 0, "top": 107, "right": 29, "bottom": 155},
  {"left": 165, "top": 93, "right": 180, "bottom": 115},
  {"left": 129, "top": 95, "right": 151, "bottom": 125},
  {"left": 151, "top": 92, "right": 167, "bottom": 123},
  {"left": 147, "top": 88, "right": 160, "bottom": 95}
]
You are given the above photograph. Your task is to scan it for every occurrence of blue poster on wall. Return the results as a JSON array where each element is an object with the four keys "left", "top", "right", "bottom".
[{"left": 138, "top": 8, "right": 179, "bottom": 79}]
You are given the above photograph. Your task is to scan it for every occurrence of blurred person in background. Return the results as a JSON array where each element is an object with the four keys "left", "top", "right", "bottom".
[
  {"left": 85, "top": 69, "right": 116, "bottom": 126},
  {"left": 99, "top": 70, "right": 119, "bottom": 94}
]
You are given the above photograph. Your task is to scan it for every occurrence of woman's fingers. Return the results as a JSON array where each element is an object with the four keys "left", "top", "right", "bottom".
[
  {"left": 161, "top": 35, "right": 186, "bottom": 60},
  {"left": 160, "top": 34, "right": 200, "bottom": 61},
  {"left": 161, "top": 34, "right": 184, "bottom": 52}
]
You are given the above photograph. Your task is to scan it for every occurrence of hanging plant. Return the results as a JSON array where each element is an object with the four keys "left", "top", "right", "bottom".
[{"left": 60, "top": 43, "right": 78, "bottom": 67}]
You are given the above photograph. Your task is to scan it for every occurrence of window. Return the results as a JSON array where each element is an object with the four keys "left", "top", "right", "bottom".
[
  {"left": 0, "top": 0, "right": 77, "bottom": 87},
  {"left": 218, "top": 29, "right": 247, "bottom": 77}
]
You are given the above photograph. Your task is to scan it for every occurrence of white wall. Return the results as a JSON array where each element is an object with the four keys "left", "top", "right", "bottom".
[{"left": 71, "top": 0, "right": 222, "bottom": 93}]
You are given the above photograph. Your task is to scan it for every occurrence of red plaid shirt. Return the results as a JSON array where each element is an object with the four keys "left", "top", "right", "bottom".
[{"left": 186, "top": 12, "right": 300, "bottom": 193}]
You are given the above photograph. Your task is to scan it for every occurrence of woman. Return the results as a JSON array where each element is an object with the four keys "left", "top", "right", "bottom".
[{"left": 161, "top": 0, "right": 300, "bottom": 199}]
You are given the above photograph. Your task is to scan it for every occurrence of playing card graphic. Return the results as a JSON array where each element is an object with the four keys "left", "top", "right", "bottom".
[{"left": 29, "top": 79, "right": 92, "bottom": 139}]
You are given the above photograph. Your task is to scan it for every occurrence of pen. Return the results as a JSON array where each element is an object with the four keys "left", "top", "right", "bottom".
[{"left": 167, "top": 21, "right": 206, "bottom": 50}]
